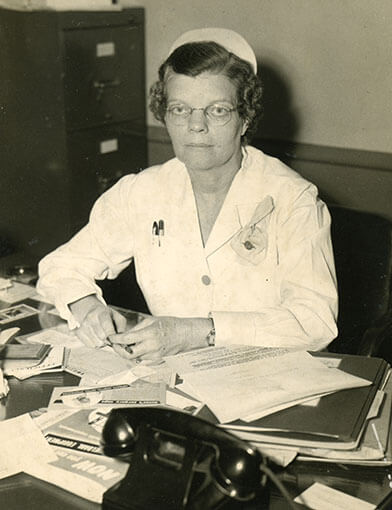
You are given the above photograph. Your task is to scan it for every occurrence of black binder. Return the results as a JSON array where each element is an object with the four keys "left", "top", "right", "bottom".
[{"left": 221, "top": 353, "right": 390, "bottom": 449}]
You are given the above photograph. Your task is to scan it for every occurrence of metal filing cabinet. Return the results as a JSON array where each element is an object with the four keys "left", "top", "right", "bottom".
[{"left": 0, "top": 7, "right": 147, "bottom": 267}]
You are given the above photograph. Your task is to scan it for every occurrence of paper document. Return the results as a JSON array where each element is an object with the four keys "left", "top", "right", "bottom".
[
  {"left": 0, "top": 303, "right": 38, "bottom": 324},
  {"left": 4, "top": 345, "right": 65, "bottom": 379},
  {"left": 29, "top": 408, "right": 128, "bottom": 503},
  {"left": 22, "top": 323, "right": 84, "bottom": 348},
  {"left": 0, "top": 282, "right": 37, "bottom": 303},
  {"left": 0, "top": 277, "right": 12, "bottom": 290},
  {"left": 174, "top": 350, "right": 370, "bottom": 423},
  {"left": 294, "top": 482, "right": 376, "bottom": 510},
  {"left": 65, "top": 345, "right": 135, "bottom": 384},
  {"left": 165, "top": 345, "right": 289, "bottom": 373},
  {"left": 35, "top": 408, "right": 106, "bottom": 445},
  {"left": 297, "top": 386, "right": 392, "bottom": 463},
  {"left": 0, "top": 327, "right": 20, "bottom": 345},
  {"left": 255, "top": 445, "right": 297, "bottom": 467},
  {"left": 48, "top": 380, "right": 166, "bottom": 409},
  {"left": 0, "top": 413, "right": 57, "bottom": 479}
]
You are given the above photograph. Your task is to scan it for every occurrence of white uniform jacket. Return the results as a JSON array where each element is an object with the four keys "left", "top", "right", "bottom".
[{"left": 37, "top": 146, "right": 338, "bottom": 351}]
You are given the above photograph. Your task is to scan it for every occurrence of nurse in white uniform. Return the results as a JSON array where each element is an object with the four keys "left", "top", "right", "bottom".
[{"left": 37, "top": 29, "right": 338, "bottom": 361}]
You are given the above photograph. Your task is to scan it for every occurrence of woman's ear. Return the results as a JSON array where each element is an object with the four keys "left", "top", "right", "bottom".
[{"left": 241, "top": 120, "right": 249, "bottom": 137}]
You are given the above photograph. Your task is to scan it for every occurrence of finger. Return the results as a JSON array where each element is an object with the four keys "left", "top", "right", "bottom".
[
  {"left": 109, "top": 329, "right": 146, "bottom": 346},
  {"left": 74, "top": 326, "right": 98, "bottom": 348},
  {"left": 128, "top": 316, "right": 156, "bottom": 332},
  {"left": 83, "top": 311, "right": 111, "bottom": 346},
  {"left": 99, "top": 311, "right": 117, "bottom": 338},
  {"left": 86, "top": 317, "right": 116, "bottom": 348},
  {"left": 111, "top": 310, "right": 127, "bottom": 333},
  {"left": 122, "top": 337, "right": 163, "bottom": 360},
  {"left": 137, "top": 351, "right": 164, "bottom": 362},
  {"left": 111, "top": 343, "right": 134, "bottom": 360},
  {"left": 109, "top": 319, "right": 157, "bottom": 345},
  {"left": 110, "top": 338, "right": 146, "bottom": 359}
]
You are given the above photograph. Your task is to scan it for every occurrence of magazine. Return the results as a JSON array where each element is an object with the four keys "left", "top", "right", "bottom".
[{"left": 28, "top": 409, "right": 128, "bottom": 503}]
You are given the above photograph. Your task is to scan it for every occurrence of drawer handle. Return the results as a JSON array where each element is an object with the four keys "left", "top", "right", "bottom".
[
  {"left": 93, "top": 79, "right": 121, "bottom": 89},
  {"left": 93, "top": 79, "right": 121, "bottom": 101}
]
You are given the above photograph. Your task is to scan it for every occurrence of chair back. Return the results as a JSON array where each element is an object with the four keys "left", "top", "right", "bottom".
[{"left": 328, "top": 206, "right": 392, "bottom": 354}]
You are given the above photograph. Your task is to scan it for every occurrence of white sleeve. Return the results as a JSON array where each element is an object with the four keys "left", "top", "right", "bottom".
[
  {"left": 36, "top": 175, "right": 137, "bottom": 328},
  {"left": 211, "top": 190, "right": 338, "bottom": 351}
]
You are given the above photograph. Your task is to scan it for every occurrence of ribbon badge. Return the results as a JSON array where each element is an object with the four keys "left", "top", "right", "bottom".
[{"left": 230, "top": 196, "right": 274, "bottom": 265}]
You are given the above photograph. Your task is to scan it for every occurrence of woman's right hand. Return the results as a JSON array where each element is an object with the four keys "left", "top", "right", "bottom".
[{"left": 69, "top": 294, "right": 127, "bottom": 348}]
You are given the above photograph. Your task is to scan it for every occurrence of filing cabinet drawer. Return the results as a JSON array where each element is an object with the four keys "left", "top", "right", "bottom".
[
  {"left": 67, "top": 122, "right": 147, "bottom": 232},
  {"left": 63, "top": 23, "right": 145, "bottom": 129}
]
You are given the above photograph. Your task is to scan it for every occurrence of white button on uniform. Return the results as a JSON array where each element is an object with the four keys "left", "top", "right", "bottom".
[{"left": 201, "top": 275, "right": 211, "bottom": 285}]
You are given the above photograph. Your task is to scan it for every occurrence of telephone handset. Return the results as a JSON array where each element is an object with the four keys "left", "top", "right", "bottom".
[{"left": 101, "top": 407, "right": 268, "bottom": 510}]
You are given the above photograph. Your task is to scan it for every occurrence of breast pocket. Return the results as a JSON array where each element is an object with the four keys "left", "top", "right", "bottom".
[{"left": 231, "top": 196, "right": 274, "bottom": 265}]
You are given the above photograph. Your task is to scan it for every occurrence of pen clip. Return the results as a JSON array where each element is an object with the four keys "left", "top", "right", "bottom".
[
  {"left": 152, "top": 221, "right": 159, "bottom": 245},
  {"left": 152, "top": 220, "right": 164, "bottom": 246}
]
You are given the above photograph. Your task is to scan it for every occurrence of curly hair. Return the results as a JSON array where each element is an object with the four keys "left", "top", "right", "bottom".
[{"left": 149, "top": 42, "right": 263, "bottom": 145}]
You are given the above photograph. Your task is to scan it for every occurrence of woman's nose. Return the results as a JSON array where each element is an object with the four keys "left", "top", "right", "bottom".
[{"left": 188, "top": 109, "right": 208, "bottom": 132}]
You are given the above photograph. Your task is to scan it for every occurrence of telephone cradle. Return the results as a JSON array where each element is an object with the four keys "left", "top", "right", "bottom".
[{"left": 100, "top": 407, "right": 270, "bottom": 510}]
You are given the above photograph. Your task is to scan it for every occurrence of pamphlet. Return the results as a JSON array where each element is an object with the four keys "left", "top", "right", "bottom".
[
  {"left": 27, "top": 408, "right": 127, "bottom": 503},
  {"left": 0, "top": 303, "right": 38, "bottom": 324},
  {"left": 48, "top": 380, "right": 167, "bottom": 410},
  {"left": 3, "top": 345, "right": 66, "bottom": 379}
]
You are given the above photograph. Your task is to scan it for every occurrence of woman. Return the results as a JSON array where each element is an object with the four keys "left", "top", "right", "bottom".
[{"left": 37, "top": 29, "right": 337, "bottom": 361}]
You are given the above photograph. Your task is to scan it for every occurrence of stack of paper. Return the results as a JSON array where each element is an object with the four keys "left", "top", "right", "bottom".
[
  {"left": 294, "top": 372, "right": 392, "bottom": 465},
  {"left": 3, "top": 345, "right": 66, "bottom": 379},
  {"left": 26, "top": 409, "right": 128, "bottom": 503},
  {"left": 220, "top": 354, "right": 388, "bottom": 445},
  {"left": 165, "top": 347, "right": 371, "bottom": 423},
  {"left": 165, "top": 347, "right": 391, "bottom": 465}
]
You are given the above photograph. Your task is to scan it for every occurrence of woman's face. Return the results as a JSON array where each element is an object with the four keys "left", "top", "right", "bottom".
[{"left": 164, "top": 71, "right": 247, "bottom": 173}]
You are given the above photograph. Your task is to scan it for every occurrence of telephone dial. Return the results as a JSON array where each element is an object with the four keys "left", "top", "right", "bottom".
[{"left": 101, "top": 407, "right": 269, "bottom": 510}]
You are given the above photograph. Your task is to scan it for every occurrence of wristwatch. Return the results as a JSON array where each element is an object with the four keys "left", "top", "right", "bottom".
[{"left": 206, "top": 317, "right": 216, "bottom": 347}]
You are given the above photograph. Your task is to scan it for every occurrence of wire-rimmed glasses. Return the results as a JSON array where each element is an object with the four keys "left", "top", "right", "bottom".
[{"left": 166, "top": 103, "right": 237, "bottom": 126}]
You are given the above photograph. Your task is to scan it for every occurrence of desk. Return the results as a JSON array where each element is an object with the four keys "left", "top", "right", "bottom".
[{"left": 1, "top": 298, "right": 392, "bottom": 509}]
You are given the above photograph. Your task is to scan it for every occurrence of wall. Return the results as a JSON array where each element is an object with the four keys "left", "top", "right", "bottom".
[
  {"left": 122, "top": 0, "right": 392, "bottom": 153},
  {"left": 147, "top": 126, "right": 392, "bottom": 223},
  {"left": 120, "top": 0, "right": 392, "bottom": 222}
]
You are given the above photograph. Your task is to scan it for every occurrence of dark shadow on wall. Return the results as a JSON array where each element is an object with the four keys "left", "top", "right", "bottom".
[
  {"left": 252, "top": 60, "right": 300, "bottom": 165},
  {"left": 249, "top": 61, "right": 335, "bottom": 207}
]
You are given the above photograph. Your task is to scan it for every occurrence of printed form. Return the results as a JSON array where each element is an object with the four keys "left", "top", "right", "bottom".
[{"left": 165, "top": 346, "right": 370, "bottom": 423}]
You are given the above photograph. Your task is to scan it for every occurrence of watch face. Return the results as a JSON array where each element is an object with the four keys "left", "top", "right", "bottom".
[{"left": 207, "top": 328, "right": 216, "bottom": 346}]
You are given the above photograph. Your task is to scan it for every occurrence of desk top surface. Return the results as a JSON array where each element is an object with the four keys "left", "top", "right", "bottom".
[{"left": 1, "top": 297, "right": 392, "bottom": 509}]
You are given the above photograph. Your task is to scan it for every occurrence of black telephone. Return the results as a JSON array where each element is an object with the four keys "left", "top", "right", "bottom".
[{"left": 101, "top": 407, "right": 268, "bottom": 510}]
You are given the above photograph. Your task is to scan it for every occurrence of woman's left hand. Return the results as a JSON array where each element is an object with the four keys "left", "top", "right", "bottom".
[{"left": 109, "top": 316, "right": 212, "bottom": 361}]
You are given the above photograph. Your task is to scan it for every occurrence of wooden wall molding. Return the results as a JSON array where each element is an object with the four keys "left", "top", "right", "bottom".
[{"left": 147, "top": 125, "right": 392, "bottom": 173}]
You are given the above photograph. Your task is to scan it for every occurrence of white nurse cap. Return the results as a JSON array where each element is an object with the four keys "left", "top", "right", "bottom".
[{"left": 168, "top": 28, "right": 257, "bottom": 74}]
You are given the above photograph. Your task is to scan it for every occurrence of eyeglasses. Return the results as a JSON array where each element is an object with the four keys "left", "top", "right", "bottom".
[{"left": 166, "top": 103, "right": 237, "bottom": 126}]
